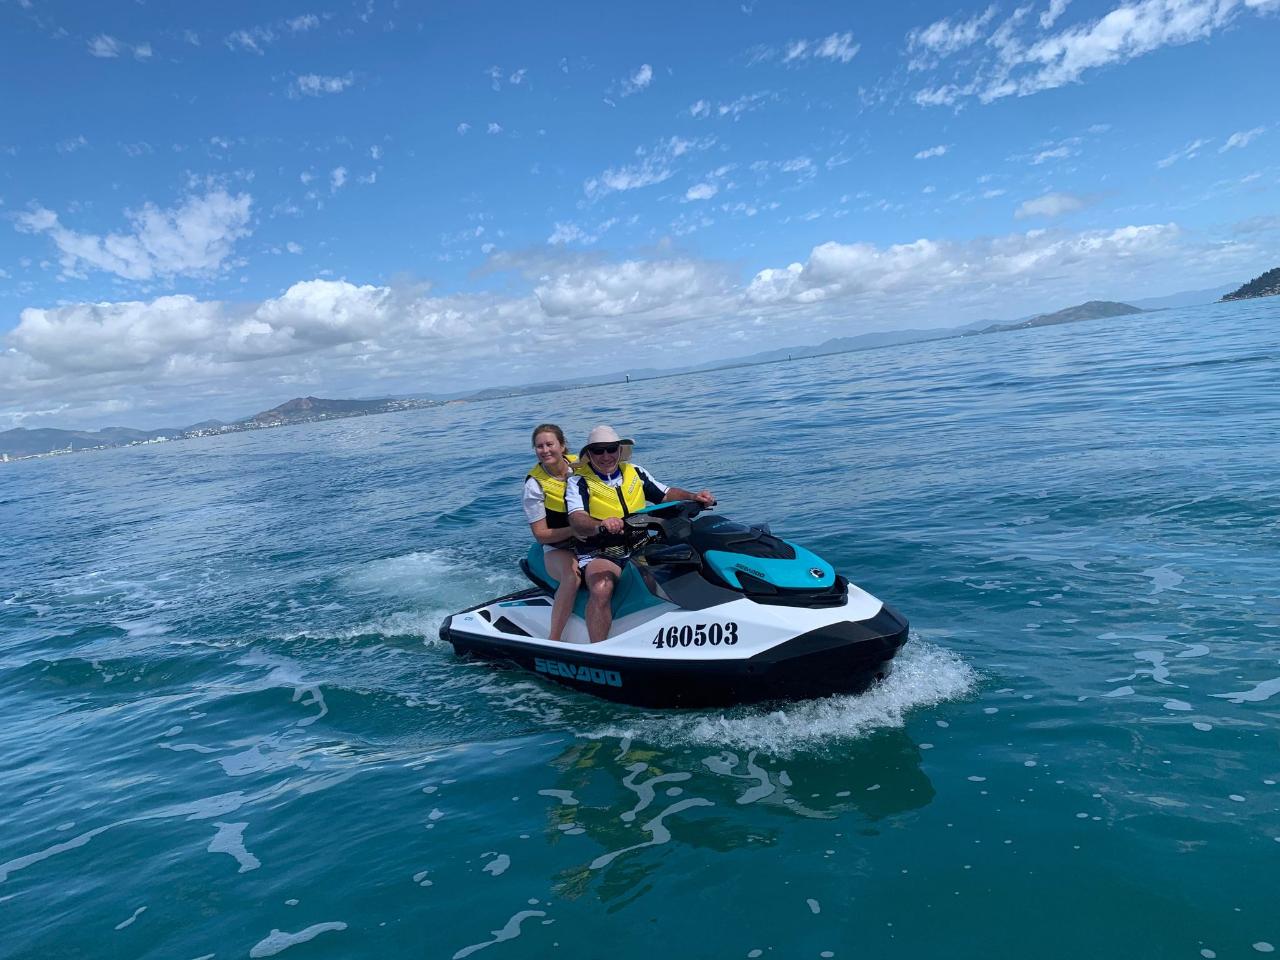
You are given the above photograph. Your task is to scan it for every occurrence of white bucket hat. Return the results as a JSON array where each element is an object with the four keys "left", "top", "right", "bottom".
[{"left": 580, "top": 424, "right": 635, "bottom": 459}]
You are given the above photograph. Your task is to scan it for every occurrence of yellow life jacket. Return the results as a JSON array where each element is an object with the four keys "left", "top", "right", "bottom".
[
  {"left": 526, "top": 454, "right": 577, "bottom": 528},
  {"left": 573, "top": 461, "right": 647, "bottom": 520}
]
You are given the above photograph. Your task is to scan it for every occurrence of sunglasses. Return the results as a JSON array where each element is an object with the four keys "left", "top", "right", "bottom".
[{"left": 587, "top": 443, "right": 621, "bottom": 455}]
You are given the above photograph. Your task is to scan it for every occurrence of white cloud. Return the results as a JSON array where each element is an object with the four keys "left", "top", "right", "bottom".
[
  {"left": 225, "top": 27, "right": 274, "bottom": 54},
  {"left": 1032, "top": 145, "right": 1073, "bottom": 164},
  {"left": 294, "top": 73, "right": 353, "bottom": 97},
  {"left": 690, "top": 99, "right": 711, "bottom": 118},
  {"left": 907, "top": 8, "right": 996, "bottom": 69},
  {"left": 183, "top": 29, "right": 201, "bottom": 46},
  {"left": 584, "top": 136, "right": 714, "bottom": 199},
  {"left": 621, "top": 64, "right": 654, "bottom": 96},
  {"left": 780, "top": 31, "right": 860, "bottom": 64},
  {"left": 57, "top": 135, "right": 89, "bottom": 154},
  {"left": 88, "top": 34, "right": 122, "bottom": 57},
  {"left": 547, "top": 218, "right": 618, "bottom": 245},
  {"left": 370, "top": 145, "right": 382, "bottom": 160},
  {"left": 457, "top": 122, "right": 471, "bottom": 135},
  {"left": 287, "top": 14, "right": 320, "bottom": 32},
  {"left": 1015, "top": 191, "right": 1090, "bottom": 218},
  {"left": 685, "top": 183, "right": 718, "bottom": 201},
  {"left": 912, "top": 0, "right": 1270, "bottom": 105},
  {"left": 1220, "top": 126, "right": 1265, "bottom": 152},
  {"left": 1157, "top": 137, "right": 1211, "bottom": 168},
  {"left": 747, "top": 223, "right": 1180, "bottom": 305},
  {"left": 914, "top": 144, "right": 949, "bottom": 160},
  {"left": 1040, "top": 0, "right": 1072, "bottom": 28},
  {"left": 487, "top": 122, "right": 503, "bottom": 134},
  {"left": 330, "top": 167, "right": 347, "bottom": 192},
  {"left": 8, "top": 219, "right": 1270, "bottom": 429},
  {"left": 533, "top": 259, "right": 726, "bottom": 319},
  {"left": 509, "top": 68, "right": 528, "bottom": 85},
  {"left": 286, "top": 241, "right": 303, "bottom": 254},
  {"left": 14, "top": 189, "right": 253, "bottom": 281}
]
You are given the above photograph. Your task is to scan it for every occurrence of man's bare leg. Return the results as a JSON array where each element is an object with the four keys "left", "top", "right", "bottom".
[{"left": 583, "top": 558, "right": 621, "bottom": 643}]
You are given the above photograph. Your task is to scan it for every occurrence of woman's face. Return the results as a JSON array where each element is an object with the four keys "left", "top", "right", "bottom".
[{"left": 533, "top": 431, "right": 566, "bottom": 467}]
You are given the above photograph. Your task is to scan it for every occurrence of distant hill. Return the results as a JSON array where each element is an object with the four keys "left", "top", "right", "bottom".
[
  {"left": 1130, "top": 285, "right": 1234, "bottom": 310},
  {"left": 976, "top": 300, "right": 1143, "bottom": 334},
  {"left": 243, "top": 396, "right": 395, "bottom": 426},
  {"left": 1221, "top": 267, "right": 1280, "bottom": 302},
  {"left": 0, "top": 426, "right": 182, "bottom": 458}
]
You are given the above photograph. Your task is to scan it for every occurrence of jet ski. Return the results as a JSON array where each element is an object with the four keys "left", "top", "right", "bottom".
[{"left": 439, "top": 501, "right": 909, "bottom": 708}]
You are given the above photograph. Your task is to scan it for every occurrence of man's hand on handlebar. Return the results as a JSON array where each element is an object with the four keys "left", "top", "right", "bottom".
[
  {"left": 599, "top": 516, "right": 625, "bottom": 536},
  {"left": 693, "top": 490, "right": 716, "bottom": 507}
]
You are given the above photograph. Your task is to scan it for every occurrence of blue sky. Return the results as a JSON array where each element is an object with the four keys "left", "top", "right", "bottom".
[{"left": 1, "top": 0, "right": 1277, "bottom": 429}]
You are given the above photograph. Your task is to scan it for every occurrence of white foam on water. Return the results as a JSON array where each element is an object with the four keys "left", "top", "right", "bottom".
[
  {"left": 452, "top": 910, "right": 546, "bottom": 960},
  {"left": 619, "top": 764, "right": 692, "bottom": 822},
  {"left": 1143, "top": 565, "right": 1184, "bottom": 595},
  {"left": 208, "top": 822, "right": 260, "bottom": 873},
  {"left": 587, "top": 639, "right": 975, "bottom": 757},
  {"left": 482, "top": 853, "right": 511, "bottom": 877},
  {"left": 114, "top": 906, "right": 146, "bottom": 930},
  {"left": 590, "top": 797, "right": 715, "bottom": 870},
  {"left": 249, "top": 922, "right": 347, "bottom": 958},
  {"left": 413, "top": 870, "right": 432, "bottom": 887},
  {"left": 1212, "top": 677, "right": 1280, "bottom": 704},
  {"left": 536, "top": 789, "right": 578, "bottom": 807},
  {"left": 1163, "top": 700, "right": 1193, "bottom": 712},
  {"left": 807, "top": 898, "right": 821, "bottom": 914}
]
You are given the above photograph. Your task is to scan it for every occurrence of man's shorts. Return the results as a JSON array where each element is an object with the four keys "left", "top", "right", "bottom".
[{"left": 575, "top": 547, "right": 631, "bottom": 571}]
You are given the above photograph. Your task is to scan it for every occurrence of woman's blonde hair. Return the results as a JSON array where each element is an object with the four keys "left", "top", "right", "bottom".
[{"left": 531, "top": 423, "right": 568, "bottom": 449}]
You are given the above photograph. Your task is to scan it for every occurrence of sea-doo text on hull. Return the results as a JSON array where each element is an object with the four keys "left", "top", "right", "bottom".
[{"left": 439, "top": 502, "right": 909, "bottom": 709}]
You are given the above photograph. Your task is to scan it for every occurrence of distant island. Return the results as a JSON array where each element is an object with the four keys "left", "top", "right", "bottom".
[
  {"left": 1221, "top": 266, "right": 1280, "bottom": 302},
  {"left": 0, "top": 288, "right": 1235, "bottom": 462},
  {"left": 972, "top": 300, "right": 1143, "bottom": 334}
]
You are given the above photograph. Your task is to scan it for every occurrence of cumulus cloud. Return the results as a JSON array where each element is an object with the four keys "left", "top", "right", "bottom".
[
  {"left": 690, "top": 99, "right": 711, "bottom": 118},
  {"left": 330, "top": 166, "right": 347, "bottom": 192},
  {"left": 1220, "top": 126, "right": 1265, "bottom": 152},
  {"left": 914, "top": 144, "right": 949, "bottom": 159},
  {"left": 287, "top": 14, "right": 320, "bottom": 32},
  {"left": 747, "top": 223, "right": 1181, "bottom": 306},
  {"left": 618, "top": 63, "right": 654, "bottom": 97},
  {"left": 13, "top": 189, "right": 253, "bottom": 281},
  {"left": 6, "top": 219, "right": 1269, "bottom": 429},
  {"left": 1015, "top": 191, "right": 1091, "bottom": 218},
  {"left": 57, "top": 135, "right": 89, "bottom": 154},
  {"left": 911, "top": 0, "right": 1269, "bottom": 106},
  {"left": 293, "top": 73, "right": 353, "bottom": 96},
  {"left": 685, "top": 183, "right": 718, "bottom": 201}
]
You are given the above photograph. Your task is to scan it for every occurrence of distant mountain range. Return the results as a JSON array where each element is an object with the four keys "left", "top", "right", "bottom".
[
  {"left": 1, "top": 396, "right": 438, "bottom": 461},
  {"left": 1221, "top": 266, "right": 1280, "bottom": 302},
  {"left": 0, "top": 285, "right": 1247, "bottom": 461}
]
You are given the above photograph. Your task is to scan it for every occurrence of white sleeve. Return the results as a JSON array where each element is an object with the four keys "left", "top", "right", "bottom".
[
  {"left": 564, "top": 473, "right": 587, "bottom": 516},
  {"left": 633, "top": 464, "right": 670, "bottom": 499},
  {"left": 521, "top": 476, "right": 546, "bottom": 524}
]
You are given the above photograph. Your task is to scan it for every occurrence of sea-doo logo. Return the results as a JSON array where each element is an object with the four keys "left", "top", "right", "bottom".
[
  {"left": 809, "top": 567, "right": 824, "bottom": 579},
  {"left": 534, "top": 658, "right": 623, "bottom": 688}
]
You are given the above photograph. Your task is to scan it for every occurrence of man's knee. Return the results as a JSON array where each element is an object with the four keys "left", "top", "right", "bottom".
[{"left": 586, "top": 572, "right": 616, "bottom": 598}]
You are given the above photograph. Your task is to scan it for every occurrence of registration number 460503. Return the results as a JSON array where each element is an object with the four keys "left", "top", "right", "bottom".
[{"left": 652, "top": 622, "right": 738, "bottom": 648}]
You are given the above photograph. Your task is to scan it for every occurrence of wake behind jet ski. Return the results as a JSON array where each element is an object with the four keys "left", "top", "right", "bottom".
[{"left": 439, "top": 501, "right": 910, "bottom": 709}]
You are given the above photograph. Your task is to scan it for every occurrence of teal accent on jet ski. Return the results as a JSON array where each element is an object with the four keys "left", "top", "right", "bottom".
[
  {"left": 703, "top": 541, "right": 835, "bottom": 590},
  {"left": 524, "top": 545, "right": 667, "bottom": 621}
]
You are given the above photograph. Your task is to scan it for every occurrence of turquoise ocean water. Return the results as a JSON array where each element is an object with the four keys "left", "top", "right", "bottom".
[{"left": 2, "top": 299, "right": 1278, "bottom": 959}]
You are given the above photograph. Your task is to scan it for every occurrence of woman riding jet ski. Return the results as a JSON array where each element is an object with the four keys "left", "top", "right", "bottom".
[{"left": 439, "top": 498, "right": 910, "bottom": 709}]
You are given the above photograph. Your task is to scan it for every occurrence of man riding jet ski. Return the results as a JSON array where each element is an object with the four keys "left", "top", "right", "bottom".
[{"left": 440, "top": 499, "right": 910, "bottom": 709}]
